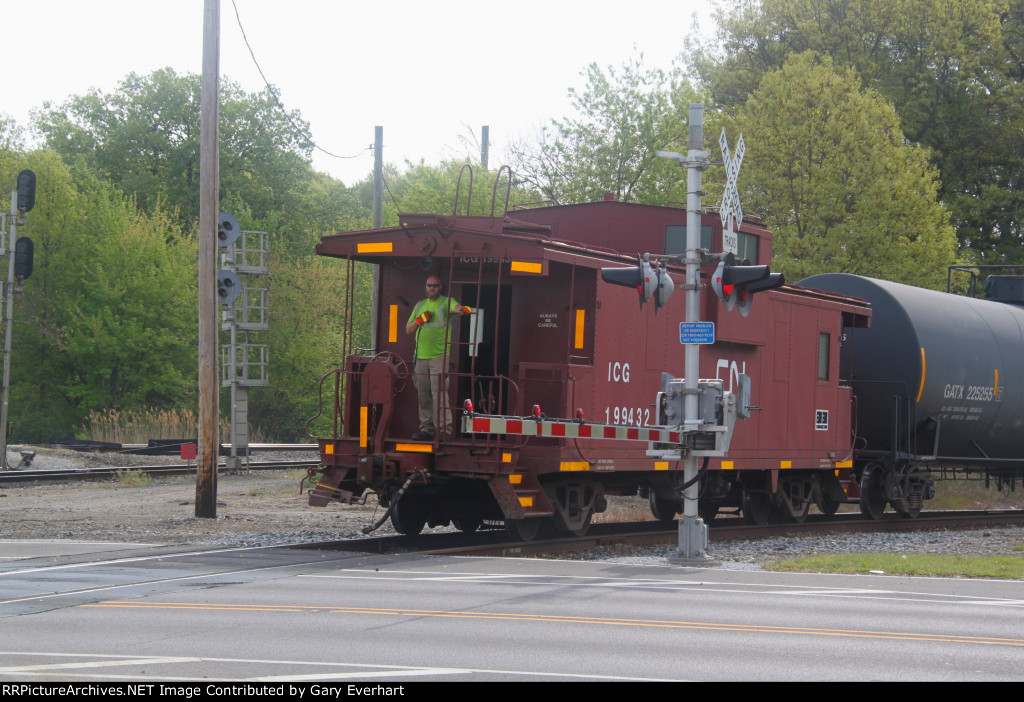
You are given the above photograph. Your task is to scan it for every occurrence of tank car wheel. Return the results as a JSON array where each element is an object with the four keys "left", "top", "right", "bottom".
[
  {"left": 390, "top": 496, "right": 426, "bottom": 536},
  {"left": 859, "top": 466, "right": 887, "bottom": 520},
  {"left": 506, "top": 517, "right": 543, "bottom": 542},
  {"left": 898, "top": 504, "right": 922, "bottom": 519},
  {"left": 649, "top": 493, "right": 679, "bottom": 523},
  {"left": 743, "top": 491, "right": 772, "bottom": 526}
]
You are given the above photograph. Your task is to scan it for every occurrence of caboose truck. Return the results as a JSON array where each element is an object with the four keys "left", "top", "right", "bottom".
[{"left": 305, "top": 159, "right": 874, "bottom": 540}]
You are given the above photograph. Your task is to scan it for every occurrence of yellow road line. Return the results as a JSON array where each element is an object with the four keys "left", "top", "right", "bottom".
[{"left": 80, "top": 602, "right": 1024, "bottom": 647}]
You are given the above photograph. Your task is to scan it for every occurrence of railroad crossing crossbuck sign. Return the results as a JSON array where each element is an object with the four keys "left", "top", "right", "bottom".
[{"left": 719, "top": 130, "right": 745, "bottom": 255}]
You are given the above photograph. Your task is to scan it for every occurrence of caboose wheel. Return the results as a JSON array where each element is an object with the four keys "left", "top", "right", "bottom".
[
  {"left": 569, "top": 511, "right": 593, "bottom": 537},
  {"left": 698, "top": 502, "right": 719, "bottom": 522},
  {"left": 742, "top": 491, "right": 772, "bottom": 526},
  {"left": 788, "top": 500, "right": 810, "bottom": 523},
  {"left": 390, "top": 496, "right": 426, "bottom": 536},
  {"left": 859, "top": 465, "right": 887, "bottom": 520},
  {"left": 452, "top": 517, "right": 481, "bottom": 533},
  {"left": 820, "top": 494, "right": 841, "bottom": 516},
  {"left": 506, "top": 517, "right": 543, "bottom": 542}
]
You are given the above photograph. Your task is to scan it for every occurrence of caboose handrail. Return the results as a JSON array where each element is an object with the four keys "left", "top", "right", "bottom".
[
  {"left": 304, "top": 367, "right": 347, "bottom": 440},
  {"left": 453, "top": 164, "right": 473, "bottom": 216},
  {"left": 490, "top": 165, "right": 512, "bottom": 219}
]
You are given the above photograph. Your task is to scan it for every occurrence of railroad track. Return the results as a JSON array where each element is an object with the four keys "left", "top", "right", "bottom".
[
  {"left": 0, "top": 459, "right": 320, "bottom": 484},
  {"left": 289, "top": 509, "right": 1024, "bottom": 559}
]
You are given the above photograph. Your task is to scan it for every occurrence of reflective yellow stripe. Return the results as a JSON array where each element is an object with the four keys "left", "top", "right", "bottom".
[
  {"left": 510, "top": 261, "right": 543, "bottom": 274},
  {"left": 359, "top": 406, "right": 368, "bottom": 448},
  {"left": 394, "top": 443, "right": 433, "bottom": 453},
  {"left": 575, "top": 309, "right": 586, "bottom": 349},
  {"left": 502, "top": 452, "right": 512, "bottom": 463},
  {"left": 655, "top": 461, "right": 669, "bottom": 471},
  {"left": 560, "top": 461, "right": 589, "bottom": 472},
  {"left": 780, "top": 460, "right": 792, "bottom": 469},
  {"left": 995, "top": 368, "right": 999, "bottom": 394},
  {"left": 324, "top": 444, "right": 334, "bottom": 455},
  {"left": 519, "top": 496, "right": 534, "bottom": 507},
  {"left": 509, "top": 474, "right": 523, "bottom": 484},
  {"left": 835, "top": 460, "right": 853, "bottom": 468},
  {"left": 388, "top": 305, "right": 398, "bottom": 343},
  {"left": 357, "top": 242, "right": 393, "bottom": 253},
  {"left": 916, "top": 347, "right": 926, "bottom": 403},
  {"left": 722, "top": 461, "right": 734, "bottom": 470}
]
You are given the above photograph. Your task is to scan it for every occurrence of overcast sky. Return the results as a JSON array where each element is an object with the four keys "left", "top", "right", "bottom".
[{"left": 6, "top": 0, "right": 717, "bottom": 185}]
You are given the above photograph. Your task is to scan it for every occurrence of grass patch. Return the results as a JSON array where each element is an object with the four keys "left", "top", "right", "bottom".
[
  {"left": 112, "top": 468, "right": 151, "bottom": 487},
  {"left": 766, "top": 553, "right": 1024, "bottom": 579}
]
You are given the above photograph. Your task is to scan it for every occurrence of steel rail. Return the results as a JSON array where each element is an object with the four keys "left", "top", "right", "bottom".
[
  {"left": 285, "top": 509, "right": 1024, "bottom": 559},
  {"left": 0, "top": 460, "right": 320, "bottom": 484}
]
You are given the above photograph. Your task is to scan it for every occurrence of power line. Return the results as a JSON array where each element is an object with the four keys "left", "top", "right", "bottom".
[{"left": 229, "top": 0, "right": 368, "bottom": 162}]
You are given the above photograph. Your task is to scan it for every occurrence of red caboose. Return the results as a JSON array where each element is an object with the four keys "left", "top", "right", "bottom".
[{"left": 306, "top": 186, "right": 871, "bottom": 538}]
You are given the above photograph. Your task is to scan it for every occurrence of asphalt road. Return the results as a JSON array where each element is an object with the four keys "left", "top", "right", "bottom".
[{"left": 1, "top": 540, "right": 1022, "bottom": 682}]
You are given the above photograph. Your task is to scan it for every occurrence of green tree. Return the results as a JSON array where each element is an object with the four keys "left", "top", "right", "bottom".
[
  {"left": 33, "top": 68, "right": 316, "bottom": 229},
  {"left": 0, "top": 149, "right": 198, "bottom": 441},
  {"left": 0, "top": 114, "right": 24, "bottom": 153},
  {"left": 507, "top": 56, "right": 700, "bottom": 205},
  {"left": 690, "top": 0, "right": 1024, "bottom": 261},
  {"left": 735, "top": 52, "right": 958, "bottom": 288}
]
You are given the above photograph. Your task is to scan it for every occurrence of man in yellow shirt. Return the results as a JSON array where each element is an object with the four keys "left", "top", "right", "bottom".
[{"left": 406, "top": 275, "right": 471, "bottom": 440}]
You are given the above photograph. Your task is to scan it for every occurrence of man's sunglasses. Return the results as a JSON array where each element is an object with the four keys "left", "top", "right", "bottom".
[{"left": 426, "top": 283, "right": 441, "bottom": 288}]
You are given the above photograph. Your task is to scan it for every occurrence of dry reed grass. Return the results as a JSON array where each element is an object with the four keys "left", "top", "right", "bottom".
[{"left": 78, "top": 407, "right": 232, "bottom": 444}]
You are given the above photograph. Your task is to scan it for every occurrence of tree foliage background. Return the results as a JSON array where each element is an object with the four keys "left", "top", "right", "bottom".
[
  {"left": 689, "top": 0, "right": 1024, "bottom": 263},
  {"left": 734, "top": 52, "right": 958, "bottom": 288},
  {"left": 0, "top": 0, "right": 1017, "bottom": 440}
]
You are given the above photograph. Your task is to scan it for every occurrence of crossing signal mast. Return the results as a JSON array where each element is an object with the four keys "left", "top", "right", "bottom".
[
  {"left": 462, "top": 112, "right": 785, "bottom": 560},
  {"left": 604, "top": 118, "right": 784, "bottom": 560}
]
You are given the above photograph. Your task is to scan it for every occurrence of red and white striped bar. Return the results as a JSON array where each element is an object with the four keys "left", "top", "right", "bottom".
[{"left": 461, "top": 415, "right": 682, "bottom": 443}]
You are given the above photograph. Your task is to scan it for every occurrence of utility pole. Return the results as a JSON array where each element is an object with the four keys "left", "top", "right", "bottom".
[
  {"left": 370, "top": 126, "right": 383, "bottom": 352},
  {"left": 196, "top": 0, "right": 221, "bottom": 517},
  {"left": 373, "top": 126, "right": 383, "bottom": 228},
  {"left": 481, "top": 125, "right": 489, "bottom": 170}
]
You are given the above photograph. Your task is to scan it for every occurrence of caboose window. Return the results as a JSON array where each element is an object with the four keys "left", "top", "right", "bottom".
[
  {"left": 818, "top": 333, "right": 830, "bottom": 381},
  {"left": 738, "top": 232, "right": 759, "bottom": 264},
  {"left": 665, "top": 225, "right": 712, "bottom": 255}
]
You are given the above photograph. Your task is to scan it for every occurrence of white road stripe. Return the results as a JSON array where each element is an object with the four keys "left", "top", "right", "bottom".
[
  {"left": 0, "top": 652, "right": 686, "bottom": 682},
  {"left": 0, "top": 657, "right": 199, "bottom": 673}
]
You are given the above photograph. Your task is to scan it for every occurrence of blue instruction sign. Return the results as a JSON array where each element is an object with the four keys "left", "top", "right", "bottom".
[{"left": 680, "top": 322, "right": 715, "bottom": 345}]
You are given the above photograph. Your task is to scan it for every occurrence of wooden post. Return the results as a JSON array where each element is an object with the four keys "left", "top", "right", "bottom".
[{"left": 196, "top": 0, "right": 220, "bottom": 518}]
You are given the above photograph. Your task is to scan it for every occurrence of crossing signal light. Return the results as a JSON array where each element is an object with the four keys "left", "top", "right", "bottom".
[
  {"left": 652, "top": 262, "right": 674, "bottom": 312},
  {"left": 711, "top": 255, "right": 784, "bottom": 317},
  {"left": 601, "top": 255, "right": 659, "bottom": 308}
]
